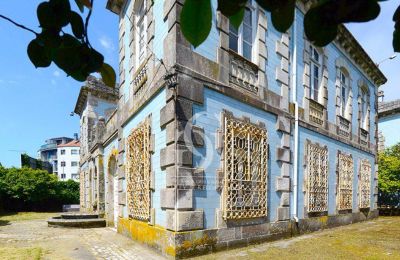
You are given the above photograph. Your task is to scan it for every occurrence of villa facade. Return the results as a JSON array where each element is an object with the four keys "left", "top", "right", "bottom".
[{"left": 75, "top": 0, "right": 386, "bottom": 257}]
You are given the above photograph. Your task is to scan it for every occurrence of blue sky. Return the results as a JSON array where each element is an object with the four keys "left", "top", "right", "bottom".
[{"left": 0, "top": 0, "right": 398, "bottom": 167}]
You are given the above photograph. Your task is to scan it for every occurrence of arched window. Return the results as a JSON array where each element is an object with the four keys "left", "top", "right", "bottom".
[
  {"left": 309, "top": 45, "right": 321, "bottom": 101},
  {"left": 229, "top": 6, "right": 254, "bottom": 61},
  {"left": 339, "top": 68, "right": 350, "bottom": 117},
  {"left": 135, "top": 0, "right": 146, "bottom": 67}
]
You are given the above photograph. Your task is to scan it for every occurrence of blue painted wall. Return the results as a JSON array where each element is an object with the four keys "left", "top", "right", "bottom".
[
  {"left": 296, "top": 126, "right": 376, "bottom": 218},
  {"left": 379, "top": 113, "right": 400, "bottom": 148},
  {"left": 192, "top": 88, "right": 280, "bottom": 228},
  {"left": 121, "top": 88, "right": 166, "bottom": 225}
]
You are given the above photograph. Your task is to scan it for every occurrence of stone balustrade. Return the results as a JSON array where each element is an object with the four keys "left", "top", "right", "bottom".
[{"left": 229, "top": 50, "right": 259, "bottom": 94}]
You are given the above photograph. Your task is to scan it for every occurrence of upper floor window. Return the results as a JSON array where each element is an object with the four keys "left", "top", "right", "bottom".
[
  {"left": 71, "top": 161, "right": 78, "bottom": 167},
  {"left": 339, "top": 69, "right": 350, "bottom": 117},
  {"left": 71, "top": 149, "right": 78, "bottom": 155},
  {"left": 309, "top": 46, "right": 321, "bottom": 101},
  {"left": 61, "top": 161, "right": 66, "bottom": 167},
  {"left": 60, "top": 149, "right": 65, "bottom": 155},
  {"left": 135, "top": 0, "right": 146, "bottom": 67},
  {"left": 229, "top": 7, "right": 254, "bottom": 61},
  {"left": 360, "top": 88, "right": 368, "bottom": 129}
]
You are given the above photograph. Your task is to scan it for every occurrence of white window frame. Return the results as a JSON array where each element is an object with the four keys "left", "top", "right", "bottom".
[
  {"left": 135, "top": 0, "right": 147, "bottom": 68},
  {"left": 360, "top": 88, "right": 368, "bottom": 130},
  {"left": 228, "top": 4, "right": 257, "bottom": 62},
  {"left": 339, "top": 69, "right": 349, "bottom": 117},
  {"left": 309, "top": 45, "right": 321, "bottom": 101}
]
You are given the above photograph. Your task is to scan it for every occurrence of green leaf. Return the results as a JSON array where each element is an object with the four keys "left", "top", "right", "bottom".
[
  {"left": 181, "top": 0, "right": 212, "bottom": 48},
  {"left": 394, "top": 5, "right": 400, "bottom": 22},
  {"left": 37, "top": 2, "right": 57, "bottom": 28},
  {"left": 84, "top": 47, "right": 104, "bottom": 73},
  {"left": 70, "top": 11, "right": 84, "bottom": 39},
  {"left": 256, "top": 0, "right": 281, "bottom": 12},
  {"left": 38, "top": 29, "right": 62, "bottom": 49},
  {"left": 218, "top": 0, "right": 247, "bottom": 17},
  {"left": 27, "top": 39, "right": 52, "bottom": 68},
  {"left": 304, "top": 7, "right": 338, "bottom": 47},
  {"left": 74, "top": 0, "right": 84, "bottom": 12},
  {"left": 229, "top": 8, "right": 244, "bottom": 30},
  {"left": 49, "top": 0, "right": 71, "bottom": 28},
  {"left": 393, "top": 29, "right": 400, "bottom": 52},
  {"left": 271, "top": 0, "right": 295, "bottom": 32},
  {"left": 99, "top": 63, "right": 116, "bottom": 88}
]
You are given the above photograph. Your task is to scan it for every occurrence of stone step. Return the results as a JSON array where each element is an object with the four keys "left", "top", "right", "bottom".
[
  {"left": 60, "top": 213, "right": 100, "bottom": 219},
  {"left": 48, "top": 218, "right": 106, "bottom": 228}
]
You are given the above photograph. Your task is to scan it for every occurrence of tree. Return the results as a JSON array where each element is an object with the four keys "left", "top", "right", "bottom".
[
  {"left": 0, "top": 0, "right": 398, "bottom": 89},
  {"left": 379, "top": 143, "right": 400, "bottom": 194}
]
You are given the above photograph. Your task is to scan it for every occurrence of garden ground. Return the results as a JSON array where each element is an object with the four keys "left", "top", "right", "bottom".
[{"left": 0, "top": 213, "right": 399, "bottom": 259}]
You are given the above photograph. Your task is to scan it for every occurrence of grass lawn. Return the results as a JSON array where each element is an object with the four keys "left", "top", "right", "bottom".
[
  {"left": 0, "top": 212, "right": 58, "bottom": 222},
  {"left": 0, "top": 246, "right": 43, "bottom": 260},
  {"left": 200, "top": 217, "right": 400, "bottom": 260}
]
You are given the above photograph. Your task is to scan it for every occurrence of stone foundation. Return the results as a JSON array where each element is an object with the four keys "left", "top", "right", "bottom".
[{"left": 116, "top": 210, "right": 378, "bottom": 259}]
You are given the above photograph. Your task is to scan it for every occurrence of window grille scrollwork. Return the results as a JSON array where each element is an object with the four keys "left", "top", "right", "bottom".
[
  {"left": 306, "top": 142, "right": 328, "bottom": 213},
  {"left": 222, "top": 114, "right": 268, "bottom": 220},
  {"left": 359, "top": 159, "right": 371, "bottom": 209},
  {"left": 126, "top": 118, "right": 151, "bottom": 220},
  {"left": 337, "top": 152, "right": 353, "bottom": 210}
]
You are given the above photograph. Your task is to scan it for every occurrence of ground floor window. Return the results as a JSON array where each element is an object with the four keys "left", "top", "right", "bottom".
[
  {"left": 359, "top": 159, "right": 371, "bottom": 209},
  {"left": 126, "top": 117, "right": 151, "bottom": 220},
  {"left": 337, "top": 152, "right": 353, "bottom": 210},
  {"left": 222, "top": 113, "right": 268, "bottom": 220},
  {"left": 306, "top": 141, "right": 328, "bottom": 213}
]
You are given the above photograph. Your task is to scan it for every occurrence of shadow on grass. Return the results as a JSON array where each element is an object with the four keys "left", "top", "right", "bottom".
[
  {"left": 0, "top": 211, "right": 16, "bottom": 226},
  {"left": 0, "top": 219, "right": 10, "bottom": 226}
]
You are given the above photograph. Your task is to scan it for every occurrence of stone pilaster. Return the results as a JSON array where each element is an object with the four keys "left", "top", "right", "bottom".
[{"left": 276, "top": 33, "right": 290, "bottom": 111}]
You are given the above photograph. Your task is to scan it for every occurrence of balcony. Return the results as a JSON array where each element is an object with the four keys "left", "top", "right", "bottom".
[
  {"left": 132, "top": 62, "right": 148, "bottom": 96},
  {"left": 309, "top": 99, "right": 324, "bottom": 126},
  {"left": 39, "top": 143, "right": 57, "bottom": 151},
  {"left": 360, "top": 128, "right": 369, "bottom": 146},
  {"left": 229, "top": 50, "right": 259, "bottom": 94},
  {"left": 338, "top": 116, "right": 351, "bottom": 137}
]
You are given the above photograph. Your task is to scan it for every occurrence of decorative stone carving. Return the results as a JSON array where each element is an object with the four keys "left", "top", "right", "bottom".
[
  {"left": 222, "top": 113, "right": 268, "bottom": 220},
  {"left": 133, "top": 63, "right": 148, "bottom": 95},
  {"left": 126, "top": 117, "right": 152, "bottom": 220},
  {"left": 309, "top": 99, "right": 324, "bottom": 126},
  {"left": 305, "top": 141, "right": 328, "bottom": 213},
  {"left": 229, "top": 50, "right": 259, "bottom": 94},
  {"left": 338, "top": 116, "right": 351, "bottom": 137},
  {"left": 337, "top": 152, "right": 353, "bottom": 210},
  {"left": 359, "top": 159, "right": 371, "bottom": 209}
]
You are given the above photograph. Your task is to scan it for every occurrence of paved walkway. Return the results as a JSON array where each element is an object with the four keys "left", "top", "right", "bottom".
[{"left": 0, "top": 216, "right": 165, "bottom": 260}]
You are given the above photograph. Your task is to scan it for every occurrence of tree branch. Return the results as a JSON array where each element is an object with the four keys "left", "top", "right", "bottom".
[
  {"left": 84, "top": 0, "right": 94, "bottom": 48},
  {"left": 0, "top": 14, "right": 38, "bottom": 35}
]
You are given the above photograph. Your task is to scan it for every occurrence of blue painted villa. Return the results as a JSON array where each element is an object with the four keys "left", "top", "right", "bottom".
[{"left": 75, "top": 0, "right": 386, "bottom": 257}]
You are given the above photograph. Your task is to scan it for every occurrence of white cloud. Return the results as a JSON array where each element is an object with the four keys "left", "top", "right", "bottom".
[
  {"left": 53, "top": 70, "right": 61, "bottom": 77},
  {"left": 99, "top": 36, "right": 115, "bottom": 51}
]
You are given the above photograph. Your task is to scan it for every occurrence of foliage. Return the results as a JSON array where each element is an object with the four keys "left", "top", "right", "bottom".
[
  {"left": 0, "top": 166, "right": 79, "bottom": 211},
  {"left": 0, "top": 0, "right": 116, "bottom": 88},
  {"left": 181, "top": 0, "right": 400, "bottom": 52},
  {"left": 378, "top": 143, "right": 400, "bottom": 194}
]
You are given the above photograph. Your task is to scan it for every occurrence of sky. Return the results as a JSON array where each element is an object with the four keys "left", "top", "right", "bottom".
[{"left": 0, "top": 0, "right": 399, "bottom": 167}]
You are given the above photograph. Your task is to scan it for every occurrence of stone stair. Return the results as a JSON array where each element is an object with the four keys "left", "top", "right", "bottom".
[{"left": 48, "top": 213, "right": 106, "bottom": 228}]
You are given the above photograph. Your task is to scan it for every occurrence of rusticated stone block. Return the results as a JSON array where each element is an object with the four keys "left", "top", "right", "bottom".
[
  {"left": 176, "top": 98, "right": 193, "bottom": 122},
  {"left": 281, "top": 133, "right": 290, "bottom": 148},
  {"left": 277, "top": 207, "right": 290, "bottom": 221},
  {"left": 176, "top": 76, "right": 204, "bottom": 104},
  {"left": 160, "top": 188, "right": 193, "bottom": 210},
  {"left": 276, "top": 177, "right": 290, "bottom": 192},
  {"left": 281, "top": 192, "right": 290, "bottom": 206},
  {"left": 276, "top": 147, "right": 291, "bottom": 163},
  {"left": 160, "top": 100, "right": 175, "bottom": 128},
  {"left": 166, "top": 166, "right": 205, "bottom": 189},
  {"left": 177, "top": 144, "right": 192, "bottom": 166},
  {"left": 118, "top": 192, "right": 126, "bottom": 206},
  {"left": 160, "top": 144, "right": 175, "bottom": 169},
  {"left": 276, "top": 116, "right": 291, "bottom": 133},
  {"left": 160, "top": 188, "right": 175, "bottom": 209},
  {"left": 166, "top": 210, "right": 204, "bottom": 231}
]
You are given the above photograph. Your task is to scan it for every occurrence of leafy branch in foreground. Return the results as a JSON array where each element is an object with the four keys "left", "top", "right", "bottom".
[
  {"left": 0, "top": 0, "right": 116, "bottom": 88},
  {"left": 181, "top": 0, "right": 400, "bottom": 53}
]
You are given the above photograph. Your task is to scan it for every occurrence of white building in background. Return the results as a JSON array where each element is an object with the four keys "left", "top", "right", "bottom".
[{"left": 57, "top": 140, "right": 80, "bottom": 181}]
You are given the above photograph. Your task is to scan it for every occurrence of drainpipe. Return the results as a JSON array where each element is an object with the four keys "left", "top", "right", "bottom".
[{"left": 291, "top": 9, "right": 299, "bottom": 223}]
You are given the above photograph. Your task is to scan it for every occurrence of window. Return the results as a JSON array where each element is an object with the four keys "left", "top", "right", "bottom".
[
  {"left": 135, "top": 0, "right": 146, "bottom": 67},
  {"left": 360, "top": 88, "right": 368, "bottom": 130},
  {"left": 339, "top": 70, "right": 349, "bottom": 117},
  {"left": 309, "top": 46, "right": 321, "bottom": 101},
  {"left": 61, "top": 174, "right": 66, "bottom": 179},
  {"left": 306, "top": 141, "right": 328, "bottom": 213},
  {"left": 71, "top": 161, "right": 78, "bottom": 167},
  {"left": 359, "top": 159, "right": 371, "bottom": 209},
  {"left": 60, "top": 149, "right": 65, "bottom": 155},
  {"left": 222, "top": 113, "right": 268, "bottom": 220},
  {"left": 71, "top": 149, "right": 78, "bottom": 155},
  {"left": 126, "top": 117, "right": 151, "bottom": 220},
  {"left": 61, "top": 161, "right": 66, "bottom": 167},
  {"left": 337, "top": 152, "right": 353, "bottom": 210},
  {"left": 71, "top": 174, "right": 79, "bottom": 180},
  {"left": 229, "top": 7, "right": 253, "bottom": 61}
]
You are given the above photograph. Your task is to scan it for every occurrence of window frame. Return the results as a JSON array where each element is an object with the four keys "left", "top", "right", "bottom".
[
  {"left": 135, "top": 0, "right": 147, "bottom": 68},
  {"left": 71, "top": 149, "right": 78, "bottom": 155},
  {"left": 60, "top": 149, "right": 65, "bottom": 155},
  {"left": 360, "top": 87, "right": 369, "bottom": 130},
  {"left": 60, "top": 161, "right": 66, "bottom": 167},
  {"left": 339, "top": 69, "right": 350, "bottom": 118},
  {"left": 228, "top": 4, "right": 257, "bottom": 62},
  {"left": 71, "top": 161, "right": 78, "bottom": 167},
  {"left": 309, "top": 45, "right": 322, "bottom": 102}
]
